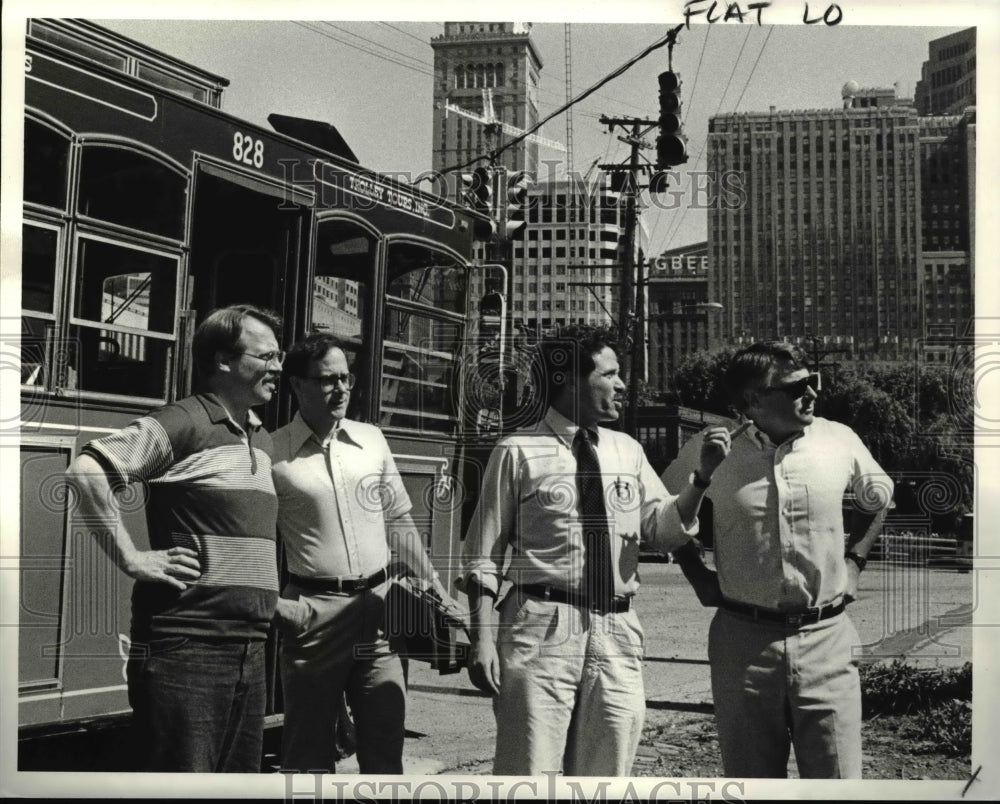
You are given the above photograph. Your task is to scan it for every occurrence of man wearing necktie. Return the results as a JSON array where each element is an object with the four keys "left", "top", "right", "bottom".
[{"left": 461, "top": 325, "right": 732, "bottom": 776}]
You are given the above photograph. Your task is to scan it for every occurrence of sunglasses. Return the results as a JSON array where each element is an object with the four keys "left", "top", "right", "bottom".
[{"left": 761, "top": 372, "right": 821, "bottom": 399}]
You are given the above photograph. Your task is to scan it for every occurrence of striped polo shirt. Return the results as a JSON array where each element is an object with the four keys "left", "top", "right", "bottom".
[{"left": 83, "top": 393, "right": 279, "bottom": 640}]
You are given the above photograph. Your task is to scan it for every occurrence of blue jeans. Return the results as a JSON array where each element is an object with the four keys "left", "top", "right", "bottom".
[{"left": 127, "top": 635, "right": 266, "bottom": 773}]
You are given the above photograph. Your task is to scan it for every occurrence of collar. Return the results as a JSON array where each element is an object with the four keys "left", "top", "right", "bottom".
[
  {"left": 197, "top": 393, "right": 262, "bottom": 433},
  {"left": 543, "top": 406, "right": 600, "bottom": 449},
  {"left": 287, "top": 412, "right": 364, "bottom": 453},
  {"left": 749, "top": 420, "right": 810, "bottom": 449}
]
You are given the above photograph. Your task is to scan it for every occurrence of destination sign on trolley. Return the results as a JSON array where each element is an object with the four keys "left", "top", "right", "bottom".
[{"left": 312, "top": 161, "right": 455, "bottom": 230}]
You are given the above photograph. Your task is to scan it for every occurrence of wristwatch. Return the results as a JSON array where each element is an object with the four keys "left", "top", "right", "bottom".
[
  {"left": 690, "top": 470, "right": 711, "bottom": 490},
  {"left": 845, "top": 551, "right": 868, "bottom": 571}
]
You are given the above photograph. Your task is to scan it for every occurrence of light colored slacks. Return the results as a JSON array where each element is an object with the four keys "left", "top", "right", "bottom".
[
  {"left": 279, "top": 580, "right": 406, "bottom": 774},
  {"left": 492, "top": 588, "right": 647, "bottom": 776},
  {"left": 708, "top": 607, "right": 863, "bottom": 778}
]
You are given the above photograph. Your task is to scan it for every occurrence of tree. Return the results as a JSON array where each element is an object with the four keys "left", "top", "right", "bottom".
[
  {"left": 671, "top": 348, "right": 736, "bottom": 417},
  {"left": 671, "top": 348, "right": 974, "bottom": 516}
]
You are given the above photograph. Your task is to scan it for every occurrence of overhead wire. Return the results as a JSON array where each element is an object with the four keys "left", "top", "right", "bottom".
[
  {"left": 494, "top": 25, "right": 684, "bottom": 162},
  {"left": 290, "top": 21, "right": 436, "bottom": 78},
  {"left": 319, "top": 22, "right": 434, "bottom": 71},
  {"left": 295, "top": 20, "right": 683, "bottom": 165},
  {"left": 661, "top": 25, "right": 772, "bottom": 253},
  {"left": 644, "top": 25, "right": 714, "bottom": 254}
]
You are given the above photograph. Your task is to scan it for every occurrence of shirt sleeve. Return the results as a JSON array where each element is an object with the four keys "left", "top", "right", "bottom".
[
  {"left": 460, "top": 439, "right": 518, "bottom": 595},
  {"left": 80, "top": 414, "right": 175, "bottom": 488},
  {"left": 659, "top": 430, "right": 705, "bottom": 495},
  {"left": 638, "top": 445, "right": 698, "bottom": 554},
  {"left": 845, "top": 427, "right": 895, "bottom": 513}
]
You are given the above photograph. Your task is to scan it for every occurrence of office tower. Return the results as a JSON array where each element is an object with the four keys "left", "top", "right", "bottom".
[
  {"left": 645, "top": 242, "right": 711, "bottom": 392},
  {"left": 915, "top": 28, "right": 976, "bottom": 116},
  {"left": 707, "top": 81, "right": 973, "bottom": 363},
  {"left": 508, "top": 178, "right": 622, "bottom": 338},
  {"left": 430, "top": 22, "right": 542, "bottom": 191}
]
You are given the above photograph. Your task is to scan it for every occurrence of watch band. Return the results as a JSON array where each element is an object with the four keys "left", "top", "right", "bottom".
[
  {"left": 845, "top": 551, "right": 868, "bottom": 571},
  {"left": 691, "top": 470, "right": 711, "bottom": 490}
]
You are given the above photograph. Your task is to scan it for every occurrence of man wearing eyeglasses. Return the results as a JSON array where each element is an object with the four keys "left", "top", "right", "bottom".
[
  {"left": 661, "top": 341, "right": 893, "bottom": 778},
  {"left": 66, "top": 304, "right": 285, "bottom": 772},
  {"left": 271, "top": 332, "right": 453, "bottom": 774}
]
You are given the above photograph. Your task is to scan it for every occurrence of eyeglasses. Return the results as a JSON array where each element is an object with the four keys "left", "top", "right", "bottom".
[
  {"left": 305, "top": 372, "right": 356, "bottom": 391},
  {"left": 761, "top": 372, "right": 821, "bottom": 399},
  {"left": 235, "top": 350, "right": 285, "bottom": 367}
]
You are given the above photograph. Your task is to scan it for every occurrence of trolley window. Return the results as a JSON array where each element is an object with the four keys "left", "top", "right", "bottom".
[
  {"left": 313, "top": 219, "right": 376, "bottom": 419},
  {"left": 66, "top": 237, "right": 179, "bottom": 399},
  {"left": 77, "top": 145, "right": 187, "bottom": 240},
  {"left": 21, "top": 221, "right": 62, "bottom": 388},
  {"left": 24, "top": 119, "right": 70, "bottom": 210},
  {"left": 380, "top": 242, "right": 467, "bottom": 434}
]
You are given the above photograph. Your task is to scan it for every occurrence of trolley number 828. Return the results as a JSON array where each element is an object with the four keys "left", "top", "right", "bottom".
[{"left": 232, "top": 132, "right": 264, "bottom": 169}]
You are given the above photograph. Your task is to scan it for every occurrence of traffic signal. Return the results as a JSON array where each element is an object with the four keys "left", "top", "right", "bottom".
[
  {"left": 498, "top": 169, "right": 530, "bottom": 241},
  {"left": 656, "top": 70, "right": 687, "bottom": 169},
  {"left": 462, "top": 166, "right": 497, "bottom": 241}
]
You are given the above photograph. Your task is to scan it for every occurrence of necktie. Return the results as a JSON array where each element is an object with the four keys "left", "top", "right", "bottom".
[{"left": 574, "top": 428, "right": 615, "bottom": 609}]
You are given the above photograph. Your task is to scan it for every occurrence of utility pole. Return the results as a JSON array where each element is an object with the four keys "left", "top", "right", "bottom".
[
  {"left": 599, "top": 118, "right": 655, "bottom": 437},
  {"left": 595, "top": 25, "right": 684, "bottom": 438}
]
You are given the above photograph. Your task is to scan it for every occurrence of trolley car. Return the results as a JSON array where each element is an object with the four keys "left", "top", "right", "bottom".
[{"left": 17, "top": 19, "right": 494, "bottom": 749}]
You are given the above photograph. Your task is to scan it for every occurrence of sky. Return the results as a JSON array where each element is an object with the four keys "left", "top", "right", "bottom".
[{"left": 87, "top": 16, "right": 971, "bottom": 255}]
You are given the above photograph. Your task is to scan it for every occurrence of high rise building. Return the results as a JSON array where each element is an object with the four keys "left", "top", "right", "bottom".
[
  {"left": 430, "top": 22, "right": 542, "bottom": 190},
  {"left": 915, "top": 28, "right": 976, "bottom": 116},
  {"left": 509, "top": 179, "right": 622, "bottom": 338},
  {"left": 707, "top": 81, "right": 974, "bottom": 363},
  {"left": 429, "top": 23, "right": 623, "bottom": 340},
  {"left": 645, "top": 242, "right": 712, "bottom": 393}
]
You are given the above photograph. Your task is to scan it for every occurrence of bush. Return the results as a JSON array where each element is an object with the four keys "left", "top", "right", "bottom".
[
  {"left": 910, "top": 699, "right": 972, "bottom": 757},
  {"left": 859, "top": 660, "right": 971, "bottom": 717}
]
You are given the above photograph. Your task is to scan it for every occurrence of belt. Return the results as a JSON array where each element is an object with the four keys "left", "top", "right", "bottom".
[
  {"left": 289, "top": 567, "right": 388, "bottom": 595},
  {"left": 721, "top": 597, "right": 845, "bottom": 627},
  {"left": 518, "top": 584, "right": 633, "bottom": 614}
]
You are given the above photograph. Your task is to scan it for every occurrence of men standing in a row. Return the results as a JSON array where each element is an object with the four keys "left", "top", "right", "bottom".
[
  {"left": 663, "top": 341, "right": 893, "bottom": 778},
  {"left": 272, "top": 333, "right": 456, "bottom": 774},
  {"left": 462, "top": 325, "right": 734, "bottom": 776},
  {"left": 67, "top": 305, "right": 284, "bottom": 772}
]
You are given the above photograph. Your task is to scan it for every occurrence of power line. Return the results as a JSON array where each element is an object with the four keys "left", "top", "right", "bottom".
[
  {"left": 290, "top": 21, "right": 436, "bottom": 78},
  {"left": 646, "top": 26, "right": 711, "bottom": 253},
  {"left": 320, "top": 22, "right": 434, "bottom": 71},
  {"left": 496, "top": 25, "right": 684, "bottom": 160},
  {"left": 660, "top": 26, "right": 774, "bottom": 254},
  {"left": 377, "top": 20, "right": 434, "bottom": 47}
]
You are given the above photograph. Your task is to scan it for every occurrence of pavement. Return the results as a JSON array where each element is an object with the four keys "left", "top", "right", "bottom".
[{"left": 333, "top": 559, "right": 978, "bottom": 775}]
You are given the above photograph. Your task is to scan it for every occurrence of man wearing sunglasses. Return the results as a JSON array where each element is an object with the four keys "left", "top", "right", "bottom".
[
  {"left": 271, "top": 332, "right": 455, "bottom": 774},
  {"left": 661, "top": 341, "right": 893, "bottom": 778},
  {"left": 66, "top": 304, "right": 285, "bottom": 772}
]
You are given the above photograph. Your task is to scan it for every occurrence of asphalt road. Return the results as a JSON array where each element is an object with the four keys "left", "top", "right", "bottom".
[{"left": 339, "top": 559, "right": 976, "bottom": 775}]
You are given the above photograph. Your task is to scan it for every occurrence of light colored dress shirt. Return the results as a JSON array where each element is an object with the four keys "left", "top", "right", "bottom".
[
  {"left": 661, "top": 416, "right": 893, "bottom": 610},
  {"left": 462, "top": 406, "right": 697, "bottom": 597},
  {"left": 271, "top": 414, "right": 412, "bottom": 579}
]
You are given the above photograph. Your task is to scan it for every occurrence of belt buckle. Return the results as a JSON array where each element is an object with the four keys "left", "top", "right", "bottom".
[{"left": 786, "top": 612, "right": 804, "bottom": 627}]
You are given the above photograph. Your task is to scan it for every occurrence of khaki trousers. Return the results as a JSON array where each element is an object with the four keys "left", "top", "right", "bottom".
[
  {"left": 708, "top": 607, "right": 863, "bottom": 778},
  {"left": 492, "top": 588, "right": 646, "bottom": 776}
]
